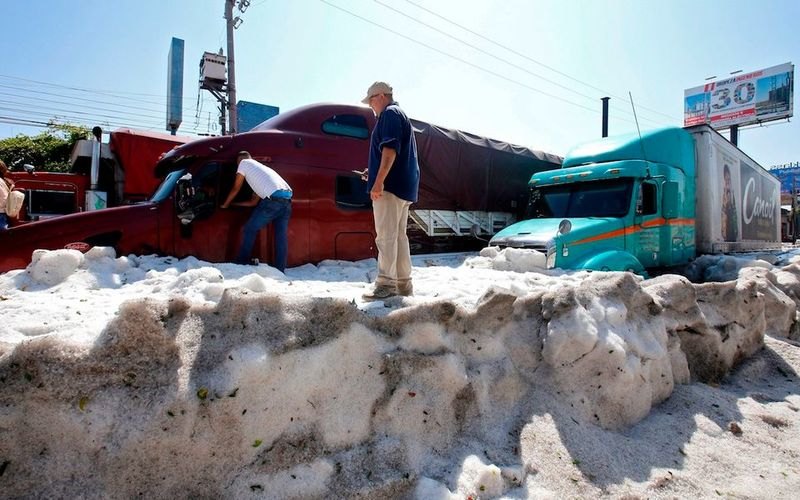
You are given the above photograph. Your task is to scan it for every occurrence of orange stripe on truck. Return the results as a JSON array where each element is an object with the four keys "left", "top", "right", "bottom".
[{"left": 573, "top": 218, "right": 695, "bottom": 245}]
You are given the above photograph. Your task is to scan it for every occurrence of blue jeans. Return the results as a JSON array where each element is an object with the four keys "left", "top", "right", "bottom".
[
  {"left": 235, "top": 197, "right": 291, "bottom": 271},
  {"left": 0, "top": 213, "right": 7, "bottom": 230}
]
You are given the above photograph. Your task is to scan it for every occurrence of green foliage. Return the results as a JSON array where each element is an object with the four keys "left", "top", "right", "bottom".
[{"left": 0, "top": 121, "right": 90, "bottom": 172}]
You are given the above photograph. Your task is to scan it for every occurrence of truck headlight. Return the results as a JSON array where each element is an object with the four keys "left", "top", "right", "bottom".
[{"left": 546, "top": 243, "right": 556, "bottom": 269}]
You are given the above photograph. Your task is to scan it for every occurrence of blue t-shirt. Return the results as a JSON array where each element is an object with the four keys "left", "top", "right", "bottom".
[{"left": 367, "top": 102, "right": 420, "bottom": 203}]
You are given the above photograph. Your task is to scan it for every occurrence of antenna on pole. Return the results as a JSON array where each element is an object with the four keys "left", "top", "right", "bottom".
[{"left": 629, "top": 91, "right": 648, "bottom": 161}]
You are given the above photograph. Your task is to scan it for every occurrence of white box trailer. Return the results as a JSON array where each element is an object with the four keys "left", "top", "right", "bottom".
[{"left": 689, "top": 124, "right": 781, "bottom": 254}]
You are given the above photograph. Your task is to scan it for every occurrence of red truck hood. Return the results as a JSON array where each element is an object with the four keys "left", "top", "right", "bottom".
[{"left": 155, "top": 135, "right": 237, "bottom": 177}]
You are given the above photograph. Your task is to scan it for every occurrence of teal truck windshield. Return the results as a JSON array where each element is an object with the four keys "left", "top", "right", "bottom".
[{"left": 526, "top": 179, "right": 634, "bottom": 218}]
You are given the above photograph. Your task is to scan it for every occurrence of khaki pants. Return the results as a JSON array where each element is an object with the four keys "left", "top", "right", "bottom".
[{"left": 373, "top": 191, "right": 412, "bottom": 288}]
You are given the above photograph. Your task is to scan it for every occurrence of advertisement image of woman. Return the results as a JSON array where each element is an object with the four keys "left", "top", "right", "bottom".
[{"left": 721, "top": 164, "right": 738, "bottom": 241}]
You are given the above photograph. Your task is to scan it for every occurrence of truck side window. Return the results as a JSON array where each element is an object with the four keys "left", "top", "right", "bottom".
[
  {"left": 322, "top": 114, "right": 369, "bottom": 139},
  {"left": 26, "top": 189, "right": 77, "bottom": 219},
  {"left": 637, "top": 182, "right": 657, "bottom": 215},
  {"left": 176, "top": 163, "right": 223, "bottom": 223},
  {"left": 192, "top": 163, "right": 221, "bottom": 219},
  {"left": 219, "top": 162, "right": 254, "bottom": 203},
  {"left": 335, "top": 174, "right": 371, "bottom": 209},
  {"left": 193, "top": 162, "right": 221, "bottom": 201}
]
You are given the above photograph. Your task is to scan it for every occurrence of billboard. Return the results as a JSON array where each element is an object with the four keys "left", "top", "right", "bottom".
[
  {"left": 237, "top": 101, "right": 279, "bottom": 132},
  {"left": 166, "top": 37, "right": 185, "bottom": 133},
  {"left": 769, "top": 163, "right": 800, "bottom": 193},
  {"left": 684, "top": 62, "right": 794, "bottom": 129}
]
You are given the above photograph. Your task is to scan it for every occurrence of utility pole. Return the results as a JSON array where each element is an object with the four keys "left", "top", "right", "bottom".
[
  {"left": 224, "top": 0, "right": 249, "bottom": 134},
  {"left": 224, "top": 0, "right": 238, "bottom": 134}
]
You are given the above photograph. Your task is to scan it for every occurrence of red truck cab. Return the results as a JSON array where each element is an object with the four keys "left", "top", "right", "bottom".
[{"left": 6, "top": 171, "right": 90, "bottom": 222}]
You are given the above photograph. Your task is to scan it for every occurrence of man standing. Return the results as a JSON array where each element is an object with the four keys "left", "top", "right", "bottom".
[
  {"left": 221, "top": 151, "right": 293, "bottom": 272},
  {"left": 361, "top": 81, "right": 420, "bottom": 300}
]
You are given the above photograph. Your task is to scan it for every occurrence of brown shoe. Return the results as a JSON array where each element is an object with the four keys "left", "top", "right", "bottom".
[
  {"left": 362, "top": 285, "right": 396, "bottom": 301},
  {"left": 397, "top": 282, "right": 413, "bottom": 296}
]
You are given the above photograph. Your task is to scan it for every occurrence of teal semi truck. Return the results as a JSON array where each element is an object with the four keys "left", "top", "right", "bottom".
[{"left": 489, "top": 124, "right": 781, "bottom": 274}]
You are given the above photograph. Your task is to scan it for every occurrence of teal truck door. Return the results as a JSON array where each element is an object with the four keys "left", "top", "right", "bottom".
[{"left": 631, "top": 181, "right": 662, "bottom": 267}]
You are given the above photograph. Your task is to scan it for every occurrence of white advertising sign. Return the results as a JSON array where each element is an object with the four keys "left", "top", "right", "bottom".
[{"left": 684, "top": 62, "right": 794, "bottom": 129}]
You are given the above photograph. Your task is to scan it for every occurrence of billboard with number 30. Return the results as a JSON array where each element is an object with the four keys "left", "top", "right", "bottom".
[{"left": 684, "top": 62, "right": 793, "bottom": 129}]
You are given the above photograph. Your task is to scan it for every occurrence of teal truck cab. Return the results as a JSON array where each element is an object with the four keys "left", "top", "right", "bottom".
[{"left": 490, "top": 124, "right": 781, "bottom": 274}]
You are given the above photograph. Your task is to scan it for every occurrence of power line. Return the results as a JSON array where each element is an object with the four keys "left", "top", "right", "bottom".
[
  {"left": 0, "top": 115, "right": 153, "bottom": 133},
  {"left": 0, "top": 86, "right": 215, "bottom": 126},
  {"left": 0, "top": 84, "right": 169, "bottom": 116},
  {"left": 320, "top": 0, "right": 665, "bottom": 128},
  {"left": 0, "top": 74, "right": 201, "bottom": 106},
  {"left": 373, "top": 0, "right": 667, "bottom": 127},
  {"left": 0, "top": 108, "right": 213, "bottom": 136},
  {"left": 0, "top": 84, "right": 218, "bottom": 126},
  {"left": 3, "top": 116, "right": 210, "bottom": 136},
  {"left": 0, "top": 103, "right": 213, "bottom": 136},
  {"left": 0, "top": 116, "right": 54, "bottom": 128},
  {"left": 0, "top": 77, "right": 219, "bottom": 136},
  {"left": 0, "top": 93, "right": 166, "bottom": 122},
  {"left": 400, "top": 0, "right": 681, "bottom": 123},
  {"left": 0, "top": 102, "right": 169, "bottom": 129},
  {"left": 320, "top": 0, "right": 615, "bottom": 120},
  {"left": 0, "top": 105, "right": 212, "bottom": 136},
  {"left": 0, "top": 110, "right": 159, "bottom": 133}
]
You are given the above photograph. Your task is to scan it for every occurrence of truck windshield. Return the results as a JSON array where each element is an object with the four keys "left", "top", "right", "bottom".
[
  {"left": 526, "top": 179, "right": 633, "bottom": 218},
  {"left": 150, "top": 169, "right": 187, "bottom": 203}
]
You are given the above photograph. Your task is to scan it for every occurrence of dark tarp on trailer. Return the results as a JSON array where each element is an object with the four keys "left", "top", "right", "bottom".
[{"left": 411, "top": 119, "right": 562, "bottom": 219}]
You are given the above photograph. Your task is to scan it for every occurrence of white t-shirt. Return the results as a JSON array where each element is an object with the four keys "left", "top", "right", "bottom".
[{"left": 236, "top": 159, "right": 291, "bottom": 199}]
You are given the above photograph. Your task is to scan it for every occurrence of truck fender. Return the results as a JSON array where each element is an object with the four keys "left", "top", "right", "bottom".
[{"left": 576, "top": 250, "right": 647, "bottom": 276}]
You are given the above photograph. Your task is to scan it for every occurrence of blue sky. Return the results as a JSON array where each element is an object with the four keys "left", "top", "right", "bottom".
[{"left": 1, "top": 0, "right": 797, "bottom": 167}]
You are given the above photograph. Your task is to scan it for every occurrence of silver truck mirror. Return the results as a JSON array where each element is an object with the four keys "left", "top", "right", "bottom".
[{"left": 558, "top": 219, "right": 572, "bottom": 235}]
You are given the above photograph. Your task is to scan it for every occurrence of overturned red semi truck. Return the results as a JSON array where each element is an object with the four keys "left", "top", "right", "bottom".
[{"left": 0, "top": 103, "right": 561, "bottom": 272}]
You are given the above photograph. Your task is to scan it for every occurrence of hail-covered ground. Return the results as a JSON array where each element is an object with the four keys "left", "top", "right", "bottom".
[{"left": 1, "top": 247, "right": 799, "bottom": 499}]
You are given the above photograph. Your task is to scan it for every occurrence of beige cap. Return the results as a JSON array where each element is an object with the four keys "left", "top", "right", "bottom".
[{"left": 361, "top": 81, "right": 393, "bottom": 104}]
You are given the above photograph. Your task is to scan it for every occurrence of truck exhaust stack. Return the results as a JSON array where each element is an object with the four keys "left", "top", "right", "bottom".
[{"left": 87, "top": 126, "right": 107, "bottom": 211}]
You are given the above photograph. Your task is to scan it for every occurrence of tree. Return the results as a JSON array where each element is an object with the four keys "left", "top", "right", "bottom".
[{"left": 0, "top": 121, "right": 90, "bottom": 173}]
